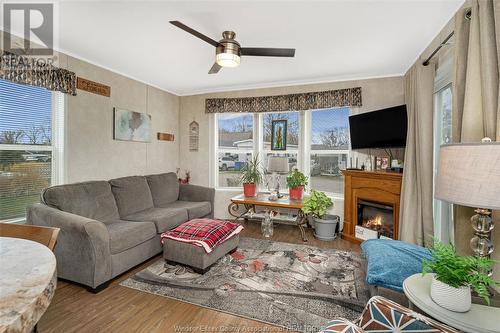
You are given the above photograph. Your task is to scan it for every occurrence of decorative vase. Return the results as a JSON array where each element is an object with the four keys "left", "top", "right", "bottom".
[
  {"left": 289, "top": 186, "right": 303, "bottom": 200},
  {"left": 261, "top": 212, "right": 273, "bottom": 238},
  {"left": 243, "top": 183, "right": 256, "bottom": 197},
  {"left": 430, "top": 275, "right": 471, "bottom": 312}
]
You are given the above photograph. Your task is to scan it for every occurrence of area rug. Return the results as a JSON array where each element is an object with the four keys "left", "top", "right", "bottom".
[{"left": 121, "top": 237, "right": 369, "bottom": 332}]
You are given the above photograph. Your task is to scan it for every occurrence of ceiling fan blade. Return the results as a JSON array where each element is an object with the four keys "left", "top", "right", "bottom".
[
  {"left": 208, "top": 62, "right": 222, "bottom": 74},
  {"left": 240, "top": 47, "right": 295, "bottom": 57},
  {"left": 169, "top": 21, "right": 220, "bottom": 47}
]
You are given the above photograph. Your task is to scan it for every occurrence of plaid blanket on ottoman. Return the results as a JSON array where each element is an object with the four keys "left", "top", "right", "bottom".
[{"left": 161, "top": 219, "right": 243, "bottom": 253}]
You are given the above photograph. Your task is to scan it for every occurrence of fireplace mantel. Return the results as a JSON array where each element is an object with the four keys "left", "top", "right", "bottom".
[{"left": 341, "top": 169, "right": 402, "bottom": 244}]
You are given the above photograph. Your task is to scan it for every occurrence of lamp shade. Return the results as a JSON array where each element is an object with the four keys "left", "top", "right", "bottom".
[
  {"left": 435, "top": 142, "right": 500, "bottom": 210},
  {"left": 267, "top": 156, "right": 289, "bottom": 173}
]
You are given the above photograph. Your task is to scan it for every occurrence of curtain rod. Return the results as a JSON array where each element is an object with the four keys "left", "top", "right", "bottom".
[
  {"left": 422, "top": 8, "right": 471, "bottom": 66},
  {"left": 422, "top": 31, "right": 454, "bottom": 66}
]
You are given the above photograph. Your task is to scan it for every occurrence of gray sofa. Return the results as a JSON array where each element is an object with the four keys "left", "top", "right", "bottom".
[{"left": 27, "top": 172, "right": 214, "bottom": 292}]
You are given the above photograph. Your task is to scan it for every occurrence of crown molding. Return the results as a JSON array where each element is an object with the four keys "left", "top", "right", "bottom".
[{"left": 177, "top": 73, "right": 404, "bottom": 97}]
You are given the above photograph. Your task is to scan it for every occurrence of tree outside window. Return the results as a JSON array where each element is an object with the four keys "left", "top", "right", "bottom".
[
  {"left": 310, "top": 107, "right": 350, "bottom": 195},
  {"left": 0, "top": 79, "right": 56, "bottom": 221},
  {"left": 217, "top": 113, "right": 254, "bottom": 188}
]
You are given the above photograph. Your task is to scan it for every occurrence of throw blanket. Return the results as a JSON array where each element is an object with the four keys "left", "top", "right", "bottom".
[
  {"left": 361, "top": 239, "right": 432, "bottom": 292},
  {"left": 161, "top": 219, "right": 243, "bottom": 253}
]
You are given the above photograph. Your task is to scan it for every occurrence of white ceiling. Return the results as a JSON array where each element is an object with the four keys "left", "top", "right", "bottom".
[{"left": 49, "top": 1, "right": 462, "bottom": 95}]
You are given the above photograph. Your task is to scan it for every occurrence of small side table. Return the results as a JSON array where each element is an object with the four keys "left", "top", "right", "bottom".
[
  {"left": 0, "top": 237, "right": 57, "bottom": 333},
  {"left": 403, "top": 273, "right": 500, "bottom": 333}
]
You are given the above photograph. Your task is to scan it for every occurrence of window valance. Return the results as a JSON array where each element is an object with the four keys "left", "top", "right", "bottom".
[
  {"left": 205, "top": 87, "right": 362, "bottom": 113},
  {"left": 0, "top": 51, "right": 77, "bottom": 96}
]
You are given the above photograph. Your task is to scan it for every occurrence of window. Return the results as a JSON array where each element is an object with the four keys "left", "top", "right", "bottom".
[
  {"left": 216, "top": 113, "right": 254, "bottom": 188},
  {"left": 214, "top": 107, "right": 352, "bottom": 196},
  {"left": 435, "top": 86, "right": 452, "bottom": 145},
  {"left": 309, "top": 107, "right": 350, "bottom": 195},
  {"left": 0, "top": 79, "right": 65, "bottom": 222},
  {"left": 262, "top": 111, "right": 299, "bottom": 191},
  {"left": 433, "top": 84, "right": 453, "bottom": 243}
]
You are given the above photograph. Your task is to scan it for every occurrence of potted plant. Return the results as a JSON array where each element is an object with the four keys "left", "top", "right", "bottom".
[
  {"left": 286, "top": 168, "right": 308, "bottom": 200},
  {"left": 422, "top": 240, "right": 499, "bottom": 312},
  {"left": 302, "top": 190, "right": 338, "bottom": 241},
  {"left": 240, "top": 155, "right": 263, "bottom": 197}
]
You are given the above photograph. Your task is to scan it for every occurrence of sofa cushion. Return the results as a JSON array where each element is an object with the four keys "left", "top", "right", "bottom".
[
  {"left": 146, "top": 172, "right": 179, "bottom": 206},
  {"left": 123, "top": 207, "right": 189, "bottom": 233},
  {"left": 109, "top": 176, "right": 154, "bottom": 217},
  {"left": 160, "top": 201, "right": 211, "bottom": 219},
  {"left": 106, "top": 220, "right": 156, "bottom": 254},
  {"left": 42, "top": 181, "right": 120, "bottom": 222}
]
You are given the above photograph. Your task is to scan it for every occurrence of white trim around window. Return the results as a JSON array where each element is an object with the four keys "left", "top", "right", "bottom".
[
  {"left": 52, "top": 91, "right": 66, "bottom": 186},
  {"left": 433, "top": 84, "right": 453, "bottom": 243}
]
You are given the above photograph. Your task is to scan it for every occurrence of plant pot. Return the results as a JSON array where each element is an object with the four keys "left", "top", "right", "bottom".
[
  {"left": 243, "top": 183, "right": 257, "bottom": 197},
  {"left": 289, "top": 186, "right": 303, "bottom": 200},
  {"left": 313, "top": 214, "right": 339, "bottom": 241},
  {"left": 430, "top": 275, "right": 471, "bottom": 312}
]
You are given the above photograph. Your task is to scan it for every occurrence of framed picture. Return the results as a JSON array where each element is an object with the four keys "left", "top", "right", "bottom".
[
  {"left": 271, "top": 119, "right": 287, "bottom": 151},
  {"left": 189, "top": 121, "right": 199, "bottom": 151},
  {"left": 375, "top": 156, "right": 389, "bottom": 170},
  {"left": 113, "top": 107, "right": 152, "bottom": 142}
]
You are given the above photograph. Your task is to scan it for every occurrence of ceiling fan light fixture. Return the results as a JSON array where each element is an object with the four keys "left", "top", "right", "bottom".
[
  {"left": 169, "top": 22, "right": 295, "bottom": 74},
  {"left": 216, "top": 52, "right": 240, "bottom": 68}
]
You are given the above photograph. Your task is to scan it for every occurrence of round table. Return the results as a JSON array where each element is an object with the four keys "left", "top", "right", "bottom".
[
  {"left": 403, "top": 273, "right": 500, "bottom": 333},
  {"left": 0, "top": 237, "right": 57, "bottom": 333}
]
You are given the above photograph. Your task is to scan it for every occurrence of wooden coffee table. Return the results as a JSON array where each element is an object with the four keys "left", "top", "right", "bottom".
[{"left": 228, "top": 193, "right": 309, "bottom": 242}]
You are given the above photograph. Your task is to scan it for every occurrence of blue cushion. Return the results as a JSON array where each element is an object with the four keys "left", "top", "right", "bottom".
[{"left": 361, "top": 239, "right": 432, "bottom": 292}]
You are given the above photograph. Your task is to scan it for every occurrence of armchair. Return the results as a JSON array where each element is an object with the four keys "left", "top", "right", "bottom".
[{"left": 321, "top": 296, "right": 459, "bottom": 333}]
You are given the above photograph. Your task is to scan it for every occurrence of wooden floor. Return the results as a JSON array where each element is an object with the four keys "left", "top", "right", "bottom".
[{"left": 39, "top": 222, "right": 360, "bottom": 333}]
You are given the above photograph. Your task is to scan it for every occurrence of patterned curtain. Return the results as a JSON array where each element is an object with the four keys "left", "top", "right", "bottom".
[
  {"left": 0, "top": 51, "right": 77, "bottom": 96},
  {"left": 205, "top": 87, "right": 362, "bottom": 113}
]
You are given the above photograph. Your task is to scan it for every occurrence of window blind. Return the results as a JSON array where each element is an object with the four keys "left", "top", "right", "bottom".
[{"left": 0, "top": 79, "right": 58, "bottom": 221}]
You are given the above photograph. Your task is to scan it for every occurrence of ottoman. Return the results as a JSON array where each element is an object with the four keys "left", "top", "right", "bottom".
[{"left": 161, "top": 219, "right": 242, "bottom": 274}]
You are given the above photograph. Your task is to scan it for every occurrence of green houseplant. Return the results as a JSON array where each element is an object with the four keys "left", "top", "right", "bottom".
[
  {"left": 302, "top": 190, "right": 338, "bottom": 241},
  {"left": 286, "top": 168, "right": 308, "bottom": 200},
  {"left": 240, "top": 154, "right": 263, "bottom": 197},
  {"left": 423, "top": 240, "right": 499, "bottom": 312}
]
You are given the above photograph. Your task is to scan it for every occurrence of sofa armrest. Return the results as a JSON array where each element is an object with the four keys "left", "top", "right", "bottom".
[
  {"left": 179, "top": 184, "right": 215, "bottom": 218},
  {"left": 27, "top": 203, "right": 112, "bottom": 289}
]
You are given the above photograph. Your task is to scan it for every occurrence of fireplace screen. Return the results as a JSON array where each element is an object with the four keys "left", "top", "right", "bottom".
[{"left": 357, "top": 200, "right": 394, "bottom": 239}]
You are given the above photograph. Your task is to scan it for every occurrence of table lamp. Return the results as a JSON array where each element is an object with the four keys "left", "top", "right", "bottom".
[
  {"left": 435, "top": 141, "right": 500, "bottom": 273},
  {"left": 267, "top": 156, "right": 289, "bottom": 199}
]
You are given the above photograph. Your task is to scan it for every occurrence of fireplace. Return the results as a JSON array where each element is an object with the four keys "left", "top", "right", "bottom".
[
  {"left": 357, "top": 199, "right": 394, "bottom": 239},
  {"left": 342, "top": 170, "right": 402, "bottom": 243}
]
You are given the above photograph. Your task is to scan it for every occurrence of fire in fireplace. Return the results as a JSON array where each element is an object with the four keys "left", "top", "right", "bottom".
[{"left": 357, "top": 200, "right": 394, "bottom": 239}]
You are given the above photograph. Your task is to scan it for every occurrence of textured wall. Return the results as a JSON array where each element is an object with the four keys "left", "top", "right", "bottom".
[
  {"left": 0, "top": 30, "right": 181, "bottom": 184},
  {"left": 179, "top": 76, "right": 405, "bottom": 219},
  {"left": 65, "top": 57, "right": 180, "bottom": 183}
]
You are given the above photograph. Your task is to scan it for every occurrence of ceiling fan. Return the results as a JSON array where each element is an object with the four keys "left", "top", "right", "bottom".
[{"left": 170, "top": 21, "right": 296, "bottom": 74}]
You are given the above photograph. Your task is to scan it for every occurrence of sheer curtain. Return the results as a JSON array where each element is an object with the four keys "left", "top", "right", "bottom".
[{"left": 399, "top": 62, "right": 436, "bottom": 246}]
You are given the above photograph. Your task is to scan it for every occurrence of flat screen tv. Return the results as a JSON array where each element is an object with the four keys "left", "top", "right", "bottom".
[{"left": 349, "top": 105, "right": 407, "bottom": 149}]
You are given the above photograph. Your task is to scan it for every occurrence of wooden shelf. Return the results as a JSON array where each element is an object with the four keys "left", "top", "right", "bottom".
[{"left": 242, "top": 212, "right": 300, "bottom": 224}]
